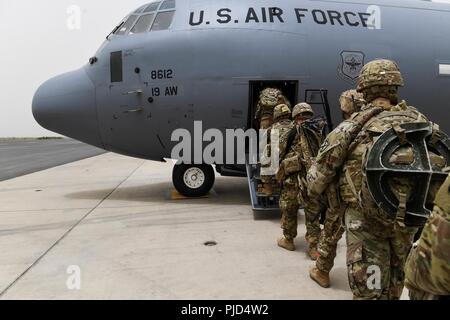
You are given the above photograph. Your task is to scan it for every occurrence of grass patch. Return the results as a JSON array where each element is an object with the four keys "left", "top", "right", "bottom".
[
  {"left": 37, "top": 137, "right": 64, "bottom": 140},
  {"left": 0, "top": 137, "right": 64, "bottom": 141}
]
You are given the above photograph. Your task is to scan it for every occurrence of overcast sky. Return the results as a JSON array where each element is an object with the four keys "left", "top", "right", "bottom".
[{"left": 0, "top": 0, "right": 145, "bottom": 137}]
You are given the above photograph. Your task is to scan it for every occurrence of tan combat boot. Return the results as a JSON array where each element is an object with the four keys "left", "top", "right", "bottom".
[
  {"left": 261, "top": 183, "right": 273, "bottom": 196},
  {"left": 307, "top": 246, "right": 320, "bottom": 261},
  {"left": 277, "top": 237, "right": 296, "bottom": 251},
  {"left": 309, "top": 266, "right": 330, "bottom": 288}
]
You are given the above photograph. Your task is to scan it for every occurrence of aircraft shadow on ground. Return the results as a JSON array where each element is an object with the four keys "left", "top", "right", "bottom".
[{"left": 65, "top": 177, "right": 251, "bottom": 207}]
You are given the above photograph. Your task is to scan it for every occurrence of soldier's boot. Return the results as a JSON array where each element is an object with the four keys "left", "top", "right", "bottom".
[
  {"left": 260, "top": 183, "right": 273, "bottom": 196},
  {"left": 277, "top": 237, "right": 296, "bottom": 251},
  {"left": 307, "top": 245, "right": 320, "bottom": 261},
  {"left": 309, "top": 266, "right": 330, "bottom": 288}
]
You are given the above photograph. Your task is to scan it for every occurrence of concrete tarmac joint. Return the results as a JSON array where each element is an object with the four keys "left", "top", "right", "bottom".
[{"left": 0, "top": 153, "right": 353, "bottom": 300}]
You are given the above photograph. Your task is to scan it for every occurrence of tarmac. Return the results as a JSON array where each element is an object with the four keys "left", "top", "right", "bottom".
[
  {"left": 0, "top": 151, "right": 354, "bottom": 300},
  {"left": 0, "top": 139, "right": 105, "bottom": 181}
]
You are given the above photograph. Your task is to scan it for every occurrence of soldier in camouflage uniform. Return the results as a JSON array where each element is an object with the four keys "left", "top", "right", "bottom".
[
  {"left": 257, "top": 88, "right": 291, "bottom": 195},
  {"left": 307, "top": 59, "right": 441, "bottom": 299},
  {"left": 339, "top": 90, "right": 365, "bottom": 120},
  {"left": 277, "top": 103, "right": 325, "bottom": 254},
  {"left": 270, "top": 104, "right": 296, "bottom": 251},
  {"left": 293, "top": 103, "right": 325, "bottom": 258},
  {"left": 309, "top": 90, "right": 365, "bottom": 287},
  {"left": 405, "top": 170, "right": 450, "bottom": 300}
]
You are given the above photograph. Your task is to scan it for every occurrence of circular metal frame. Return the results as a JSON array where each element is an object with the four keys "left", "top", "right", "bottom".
[{"left": 365, "top": 122, "right": 450, "bottom": 226}]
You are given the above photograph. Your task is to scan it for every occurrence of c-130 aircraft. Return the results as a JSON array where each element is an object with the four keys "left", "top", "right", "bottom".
[{"left": 33, "top": 0, "right": 450, "bottom": 207}]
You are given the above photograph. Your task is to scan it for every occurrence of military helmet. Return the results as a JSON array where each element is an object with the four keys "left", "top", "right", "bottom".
[
  {"left": 259, "top": 88, "right": 282, "bottom": 107},
  {"left": 278, "top": 94, "right": 291, "bottom": 109},
  {"left": 292, "top": 103, "right": 314, "bottom": 118},
  {"left": 357, "top": 59, "right": 404, "bottom": 92},
  {"left": 339, "top": 90, "right": 365, "bottom": 115},
  {"left": 273, "top": 104, "right": 291, "bottom": 121},
  {"left": 340, "top": 89, "right": 364, "bottom": 101}
]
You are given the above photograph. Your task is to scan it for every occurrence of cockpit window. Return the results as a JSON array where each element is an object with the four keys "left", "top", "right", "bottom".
[
  {"left": 151, "top": 11, "right": 175, "bottom": 31},
  {"left": 130, "top": 14, "right": 155, "bottom": 34},
  {"left": 159, "top": 0, "right": 175, "bottom": 10},
  {"left": 115, "top": 15, "right": 139, "bottom": 35},
  {"left": 134, "top": 4, "right": 148, "bottom": 14},
  {"left": 143, "top": 2, "right": 161, "bottom": 13},
  {"left": 112, "top": 1, "right": 176, "bottom": 36}
]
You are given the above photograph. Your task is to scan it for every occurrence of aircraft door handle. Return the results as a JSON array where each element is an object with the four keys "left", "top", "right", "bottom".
[
  {"left": 123, "top": 89, "right": 143, "bottom": 95},
  {"left": 123, "top": 107, "right": 144, "bottom": 114}
]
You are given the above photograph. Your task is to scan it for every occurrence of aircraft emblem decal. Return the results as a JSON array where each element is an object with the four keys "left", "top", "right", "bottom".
[{"left": 338, "top": 51, "right": 365, "bottom": 83}]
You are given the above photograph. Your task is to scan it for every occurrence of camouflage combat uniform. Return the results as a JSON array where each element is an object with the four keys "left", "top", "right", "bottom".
[
  {"left": 307, "top": 59, "right": 441, "bottom": 299},
  {"left": 280, "top": 126, "right": 307, "bottom": 241},
  {"left": 272, "top": 110, "right": 296, "bottom": 241},
  {"left": 295, "top": 124, "right": 326, "bottom": 252},
  {"left": 255, "top": 88, "right": 281, "bottom": 130},
  {"left": 255, "top": 88, "right": 291, "bottom": 133},
  {"left": 405, "top": 171, "right": 450, "bottom": 300},
  {"left": 313, "top": 90, "right": 365, "bottom": 274},
  {"left": 309, "top": 180, "right": 347, "bottom": 274},
  {"left": 339, "top": 89, "right": 365, "bottom": 120},
  {"left": 279, "top": 104, "right": 325, "bottom": 245},
  {"left": 257, "top": 88, "right": 290, "bottom": 192}
]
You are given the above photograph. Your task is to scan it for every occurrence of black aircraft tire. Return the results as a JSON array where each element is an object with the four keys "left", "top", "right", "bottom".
[{"left": 172, "top": 164, "right": 215, "bottom": 198}]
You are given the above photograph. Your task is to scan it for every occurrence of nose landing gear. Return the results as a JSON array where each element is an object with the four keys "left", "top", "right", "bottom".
[{"left": 172, "top": 164, "right": 215, "bottom": 197}]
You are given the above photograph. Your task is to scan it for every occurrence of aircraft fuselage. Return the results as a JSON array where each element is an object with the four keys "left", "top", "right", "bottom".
[{"left": 33, "top": 0, "right": 450, "bottom": 164}]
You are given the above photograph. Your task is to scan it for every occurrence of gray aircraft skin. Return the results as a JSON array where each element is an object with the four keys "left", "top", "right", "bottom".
[{"left": 33, "top": 0, "right": 450, "bottom": 195}]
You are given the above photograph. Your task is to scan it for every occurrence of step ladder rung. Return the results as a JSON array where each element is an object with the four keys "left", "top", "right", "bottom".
[{"left": 246, "top": 161, "right": 280, "bottom": 213}]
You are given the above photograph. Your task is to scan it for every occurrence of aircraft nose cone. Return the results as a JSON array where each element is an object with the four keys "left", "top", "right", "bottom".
[{"left": 32, "top": 68, "right": 103, "bottom": 148}]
